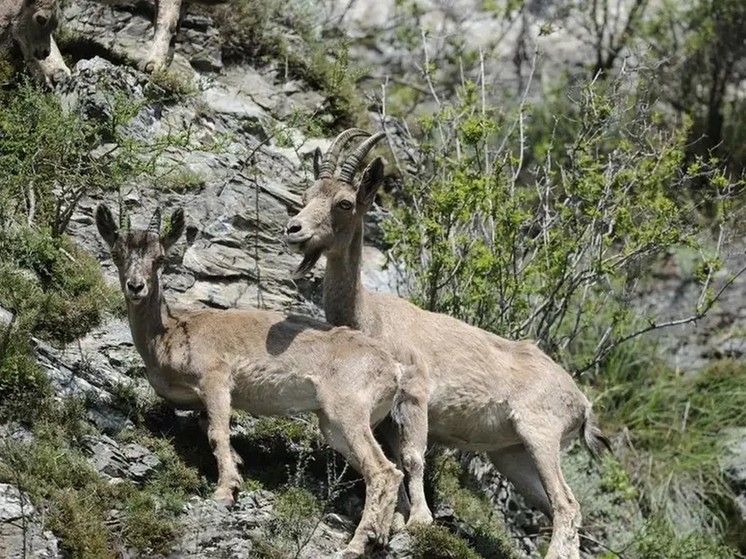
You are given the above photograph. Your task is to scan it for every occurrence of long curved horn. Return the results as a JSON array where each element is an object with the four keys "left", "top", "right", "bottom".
[
  {"left": 338, "top": 132, "right": 387, "bottom": 184},
  {"left": 147, "top": 207, "right": 162, "bottom": 233},
  {"left": 318, "top": 128, "right": 371, "bottom": 179}
]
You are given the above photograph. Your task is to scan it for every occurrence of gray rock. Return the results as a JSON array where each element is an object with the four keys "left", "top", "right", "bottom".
[
  {"left": 183, "top": 240, "right": 259, "bottom": 279},
  {"left": 60, "top": 57, "right": 151, "bottom": 132},
  {"left": 0, "top": 484, "right": 60, "bottom": 559},
  {"left": 0, "top": 306, "right": 12, "bottom": 327},
  {"left": 172, "top": 490, "right": 275, "bottom": 558},
  {"left": 0, "top": 423, "right": 34, "bottom": 445},
  {"left": 83, "top": 434, "right": 161, "bottom": 483}
]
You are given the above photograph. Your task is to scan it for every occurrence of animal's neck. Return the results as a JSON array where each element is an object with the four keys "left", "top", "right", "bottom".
[
  {"left": 323, "top": 224, "right": 371, "bottom": 328},
  {"left": 126, "top": 282, "right": 168, "bottom": 368}
]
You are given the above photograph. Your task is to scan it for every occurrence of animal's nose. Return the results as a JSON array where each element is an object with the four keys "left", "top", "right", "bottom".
[
  {"left": 35, "top": 14, "right": 48, "bottom": 26},
  {"left": 127, "top": 281, "right": 144, "bottom": 294},
  {"left": 285, "top": 220, "right": 302, "bottom": 235}
]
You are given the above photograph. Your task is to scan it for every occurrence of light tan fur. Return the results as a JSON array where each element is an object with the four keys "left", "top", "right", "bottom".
[
  {"left": 95, "top": 203, "right": 411, "bottom": 558},
  {"left": 19, "top": 0, "right": 226, "bottom": 82},
  {"left": 285, "top": 130, "right": 612, "bottom": 559},
  {"left": 0, "top": 0, "right": 68, "bottom": 82}
]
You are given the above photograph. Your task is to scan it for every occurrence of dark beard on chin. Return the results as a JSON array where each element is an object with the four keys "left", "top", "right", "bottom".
[{"left": 292, "top": 250, "right": 322, "bottom": 279}]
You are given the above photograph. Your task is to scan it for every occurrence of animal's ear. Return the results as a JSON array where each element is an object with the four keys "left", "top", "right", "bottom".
[
  {"left": 356, "top": 157, "right": 385, "bottom": 207},
  {"left": 95, "top": 204, "right": 119, "bottom": 248},
  {"left": 161, "top": 208, "right": 186, "bottom": 252},
  {"left": 312, "top": 147, "right": 323, "bottom": 180}
]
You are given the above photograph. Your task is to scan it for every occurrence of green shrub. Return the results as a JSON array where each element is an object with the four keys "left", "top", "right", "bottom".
[
  {"left": 257, "top": 486, "right": 323, "bottom": 558},
  {"left": 0, "top": 327, "right": 51, "bottom": 422},
  {"left": 626, "top": 517, "right": 737, "bottom": 559},
  {"left": 384, "top": 69, "right": 740, "bottom": 376},
  {"left": 208, "top": 0, "right": 368, "bottom": 131},
  {"left": 0, "top": 417, "right": 206, "bottom": 556},
  {"left": 122, "top": 490, "right": 181, "bottom": 554},
  {"left": 429, "top": 451, "right": 519, "bottom": 559},
  {"left": 50, "top": 488, "right": 116, "bottom": 559},
  {"left": 0, "top": 228, "right": 121, "bottom": 344},
  {"left": 147, "top": 68, "right": 198, "bottom": 101},
  {"left": 249, "top": 415, "right": 321, "bottom": 445},
  {"left": 409, "top": 524, "right": 481, "bottom": 559}
]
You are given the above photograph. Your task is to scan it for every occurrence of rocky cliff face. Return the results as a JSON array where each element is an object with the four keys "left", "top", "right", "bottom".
[{"left": 1, "top": 0, "right": 745, "bottom": 558}]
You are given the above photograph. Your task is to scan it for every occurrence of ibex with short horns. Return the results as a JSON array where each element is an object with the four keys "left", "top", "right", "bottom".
[
  {"left": 285, "top": 129, "right": 612, "bottom": 559},
  {"left": 95, "top": 203, "right": 424, "bottom": 558}
]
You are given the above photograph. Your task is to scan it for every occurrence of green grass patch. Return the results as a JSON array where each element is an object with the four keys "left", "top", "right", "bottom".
[
  {"left": 147, "top": 68, "right": 198, "bottom": 102},
  {"left": 430, "top": 451, "right": 521, "bottom": 559},
  {"left": 256, "top": 486, "right": 323, "bottom": 558},
  {"left": 615, "top": 516, "right": 738, "bottom": 559},
  {"left": 596, "top": 348, "right": 746, "bottom": 542},
  {"left": 207, "top": 0, "right": 368, "bottom": 131},
  {"left": 601, "top": 359, "right": 746, "bottom": 489},
  {"left": 0, "top": 227, "right": 121, "bottom": 344},
  {"left": 0, "top": 404, "right": 205, "bottom": 556},
  {"left": 248, "top": 415, "right": 322, "bottom": 445},
  {"left": 158, "top": 168, "right": 206, "bottom": 193},
  {"left": 409, "top": 523, "right": 481, "bottom": 559}
]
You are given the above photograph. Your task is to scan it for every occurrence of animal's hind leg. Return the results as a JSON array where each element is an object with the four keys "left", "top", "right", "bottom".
[
  {"left": 318, "top": 404, "right": 403, "bottom": 558},
  {"left": 488, "top": 446, "right": 551, "bottom": 516},
  {"left": 375, "top": 418, "right": 410, "bottom": 532},
  {"left": 514, "top": 423, "right": 581, "bottom": 559},
  {"left": 391, "top": 365, "right": 432, "bottom": 526},
  {"left": 144, "top": 0, "right": 183, "bottom": 72},
  {"left": 201, "top": 372, "right": 242, "bottom": 506}
]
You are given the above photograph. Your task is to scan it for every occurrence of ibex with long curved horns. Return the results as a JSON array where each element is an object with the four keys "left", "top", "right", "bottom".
[{"left": 284, "top": 129, "right": 612, "bottom": 559}]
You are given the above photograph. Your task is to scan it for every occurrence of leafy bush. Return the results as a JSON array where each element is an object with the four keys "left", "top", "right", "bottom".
[
  {"left": 0, "top": 228, "right": 121, "bottom": 344},
  {"left": 409, "top": 523, "right": 482, "bottom": 559},
  {"left": 0, "top": 415, "right": 205, "bottom": 556},
  {"left": 428, "top": 451, "right": 519, "bottom": 559},
  {"left": 384, "top": 68, "right": 742, "bottom": 377},
  {"left": 0, "top": 83, "right": 109, "bottom": 236},
  {"left": 257, "top": 486, "right": 323, "bottom": 558}
]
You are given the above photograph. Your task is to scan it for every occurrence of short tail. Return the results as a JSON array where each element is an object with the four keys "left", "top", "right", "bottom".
[
  {"left": 582, "top": 409, "right": 613, "bottom": 460},
  {"left": 390, "top": 359, "right": 429, "bottom": 440}
]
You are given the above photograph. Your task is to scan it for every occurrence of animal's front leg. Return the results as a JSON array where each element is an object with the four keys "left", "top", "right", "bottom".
[
  {"left": 202, "top": 375, "right": 242, "bottom": 506},
  {"left": 197, "top": 412, "right": 244, "bottom": 468},
  {"left": 144, "top": 0, "right": 182, "bottom": 72},
  {"left": 23, "top": 36, "right": 70, "bottom": 85}
]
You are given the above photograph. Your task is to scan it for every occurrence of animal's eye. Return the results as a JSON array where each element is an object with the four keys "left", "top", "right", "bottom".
[{"left": 337, "top": 200, "right": 354, "bottom": 211}]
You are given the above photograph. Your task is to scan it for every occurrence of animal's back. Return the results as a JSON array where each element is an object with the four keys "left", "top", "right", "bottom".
[
  {"left": 159, "top": 306, "right": 398, "bottom": 416},
  {"left": 366, "top": 291, "right": 589, "bottom": 448}
]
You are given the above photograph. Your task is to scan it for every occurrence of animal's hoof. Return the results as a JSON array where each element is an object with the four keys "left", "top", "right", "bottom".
[
  {"left": 212, "top": 488, "right": 236, "bottom": 508},
  {"left": 406, "top": 509, "right": 433, "bottom": 527}
]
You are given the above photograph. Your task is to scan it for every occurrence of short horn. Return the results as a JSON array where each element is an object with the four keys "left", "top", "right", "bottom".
[
  {"left": 148, "top": 207, "right": 162, "bottom": 233},
  {"left": 339, "top": 132, "right": 387, "bottom": 184},
  {"left": 318, "top": 128, "right": 371, "bottom": 179}
]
